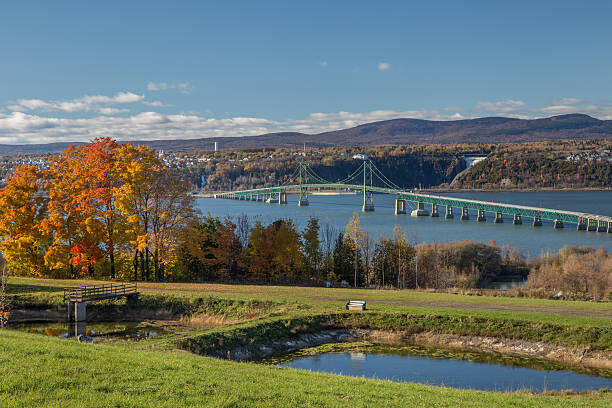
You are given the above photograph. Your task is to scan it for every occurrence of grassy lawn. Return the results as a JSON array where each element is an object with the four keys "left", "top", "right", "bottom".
[
  {"left": 1, "top": 330, "right": 610, "bottom": 408},
  {"left": 10, "top": 277, "right": 612, "bottom": 327},
  {"left": 3, "top": 277, "right": 611, "bottom": 407}
]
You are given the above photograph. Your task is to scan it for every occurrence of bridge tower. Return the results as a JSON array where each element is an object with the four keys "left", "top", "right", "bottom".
[
  {"left": 298, "top": 163, "right": 309, "bottom": 206},
  {"left": 362, "top": 160, "right": 374, "bottom": 212}
]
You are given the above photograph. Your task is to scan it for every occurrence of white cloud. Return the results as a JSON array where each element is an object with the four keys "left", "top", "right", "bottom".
[
  {"left": 98, "top": 107, "right": 129, "bottom": 115},
  {"left": 551, "top": 97, "right": 584, "bottom": 106},
  {"left": 147, "top": 81, "right": 192, "bottom": 94},
  {"left": 319, "top": 61, "right": 328, "bottom": 67},
  {"left": 9, "top": 92, "right": 143, "bottom": 113},
  {"left": 147, "top": 82, "right": 168, "bottom": 91},
  {"left": 475, "top": 100, "right": 525, "bottom": 115},
  {"left": 2, "top": 93, "right": 612, "bottom": 145},
  {"left": 142, "top": 101, "right": 166, "bottom": 107},
  {"left": 0, "top": 108, "right": 449, "bottom": 144},
  {"left": 377, "top": 62, "right": 390, "bottom": 71},
  {"left": 474, "top": 98, "right": 612, "bottom": 120}
]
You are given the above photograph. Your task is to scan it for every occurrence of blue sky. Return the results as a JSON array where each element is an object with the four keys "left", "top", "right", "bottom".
[{"left": 1, "top": 0, "right": 611, "bottom": 144}]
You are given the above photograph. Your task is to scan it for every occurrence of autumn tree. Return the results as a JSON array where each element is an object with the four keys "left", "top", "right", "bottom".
[
  {"left": 302, "top": 217, "right": 322, "bottom": 281},
  {"left": 114, "top": 143, "right": 164, "bottom": 280},
  {"left": 44, "top": 139, "right": 129, "bottom": 278},
  {"left": 177, "top": 216, "right": 242, "bottom": 282},
  {"left": 148, "top": 169, "right": 195, "bottom": 281},
  {"left": 114, "top": 143, "right": 194, "bottom": 281},
  {"left": 247, "top": 219, "right": 303, "bottom": 283},
  {"left": 345, "top": 212, "right": 367, "bottom": 287},
  {"left": 0, "top": 165, "right": 50, "bottom": 276}
]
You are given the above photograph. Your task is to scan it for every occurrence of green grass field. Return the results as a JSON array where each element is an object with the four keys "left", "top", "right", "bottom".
[{"left": 2, "top": 277, "right": 611, "bottom": 407}]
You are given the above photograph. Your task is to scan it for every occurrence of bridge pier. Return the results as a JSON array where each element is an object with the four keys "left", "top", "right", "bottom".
[
  {"left": 395, "top": 199, "right": 406, "bottom": 215},
  {"left": 513, "top": 215, "right": 522, "bottom": 225},
  {"left": 411, "top": 202, "right": 429, "bottom": 216},
  {"left": 553, "top": 219, "right": 564, "bottom": 229},
  {"left": 362, "top": 191, "right": 374, "bottom": 212},
  {"left": 477, "top": 210, "right": 486, "bottom": 222},
  {"left": 279, "top": 192, "right": 287, "bottom": 204},
  {"left": 430, "top": 204, "right": 439, "bottom": 217},
  {"left": 445, "top": 206, "right": 453, "bottom": 219},
  {"left": 460, "top": 208, "right": 469, "bottom": 221},
  {"left": 298, "top": 188, "right": 309, "bottom": 206},
  {"left": 587, "top": 219, "right": 596, "bottom": 231},
  {"left": 608, "top": 222, "right": 612, "bottom": 233},
  {"left": 577, "top": 218, "right": 587, "bottom": 230},
  {"left": 494, "top": 212, "right": 503, "bottom": 223},
  {"left": 67, "top": 301, "right": 86, "bottom": 323},
  {"left": 532, "top": 217, "right": 542, "bottom": 227},
  {"left": 597, "top": 220, "right": 607, "bottom": 232}
]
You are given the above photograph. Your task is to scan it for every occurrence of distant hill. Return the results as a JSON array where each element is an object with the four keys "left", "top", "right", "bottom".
[{"left": 1, "top": 114, "right": 611, "bottom": 154}]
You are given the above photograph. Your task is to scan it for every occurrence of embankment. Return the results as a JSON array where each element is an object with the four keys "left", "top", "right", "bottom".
[{"left": 178, "top": 312, "right": 612, "bottom": 369}]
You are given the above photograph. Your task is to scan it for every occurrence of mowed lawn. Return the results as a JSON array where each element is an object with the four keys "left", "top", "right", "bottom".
[
  {"left": 0, "top": 330, "right": 610, "bottom": 408},
  {"left": 11, "top": 277, "right": 612, "bottom": 327}
]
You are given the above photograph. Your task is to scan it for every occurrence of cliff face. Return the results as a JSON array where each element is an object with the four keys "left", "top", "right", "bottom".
[
  {"left": 197, "top": 154, "right": 466, "bottom": 191},
  {"left": 310, "top": 155, "right": 466, "bottom": 189}
]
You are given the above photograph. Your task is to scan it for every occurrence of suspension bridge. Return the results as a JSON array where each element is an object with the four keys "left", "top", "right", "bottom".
[{"left": 214, "top": 160, "right": 612, "bottom": 232}]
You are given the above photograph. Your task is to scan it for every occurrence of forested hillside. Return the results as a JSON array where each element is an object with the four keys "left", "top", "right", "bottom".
[{"left": 451, "top": 140, "right": 612, "bottom": 189}]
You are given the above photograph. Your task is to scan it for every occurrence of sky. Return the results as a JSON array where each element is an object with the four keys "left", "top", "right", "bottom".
[{"left": 1, "top": 0, "right": 612, "bottom": 144}]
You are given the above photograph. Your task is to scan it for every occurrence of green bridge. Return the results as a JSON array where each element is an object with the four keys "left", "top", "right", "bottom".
[{"left": 214, "top": 161, "right": 612, "bottom": 232}]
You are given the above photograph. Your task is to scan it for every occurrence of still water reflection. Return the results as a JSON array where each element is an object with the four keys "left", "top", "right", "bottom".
[{"left": 281, "top": 351, "right": 612, "bottom": 392}]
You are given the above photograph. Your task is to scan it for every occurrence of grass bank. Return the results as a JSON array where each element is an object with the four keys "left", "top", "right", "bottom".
[
  {"left": 174, "top": 311, "right": 612, "bottom": 359},
  {"left": 0, "top": 330, "right": 609, "bottom": 408},
  {"left": 4, "top": 278, "right": 611, "bottom": 406}
]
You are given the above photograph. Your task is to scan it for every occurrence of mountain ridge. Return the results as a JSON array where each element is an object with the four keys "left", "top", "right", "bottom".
[{"left": 1, "top": 114, "right": 610, "bottom": 154}]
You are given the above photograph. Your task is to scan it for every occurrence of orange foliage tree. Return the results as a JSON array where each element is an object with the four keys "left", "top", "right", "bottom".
[{"left": 0, "top": 165, "right": 50, "bottom": 276}]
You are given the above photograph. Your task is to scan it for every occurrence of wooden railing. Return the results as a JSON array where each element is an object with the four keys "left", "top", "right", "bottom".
[{"left": 63, "top": 283, "right": 138, "bottom": 302}]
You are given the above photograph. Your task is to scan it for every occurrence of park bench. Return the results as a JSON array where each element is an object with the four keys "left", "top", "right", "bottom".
[{"left": 345, "top": 300, "right": 366, "bottom": 311}]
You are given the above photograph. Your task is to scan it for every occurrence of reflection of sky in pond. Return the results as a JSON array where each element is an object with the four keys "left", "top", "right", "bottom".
[{"left": 282, "top": 352, "right": 612, "bottom": 392}]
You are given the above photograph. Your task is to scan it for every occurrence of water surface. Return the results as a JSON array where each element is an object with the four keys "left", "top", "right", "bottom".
[
  {"left": 197, "top": 191, "right": 612, "bottom": 257},
  {"left": 281, "top": 351, "right": 612, "bottom": 392}
]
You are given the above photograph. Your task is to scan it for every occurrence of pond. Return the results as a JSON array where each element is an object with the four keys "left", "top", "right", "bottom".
[
  {"left": 10, "top": 321, "right": 165, "bottom": 341},
  {"left": 279, "top": 346, "right": 612, "bottom": 392}
]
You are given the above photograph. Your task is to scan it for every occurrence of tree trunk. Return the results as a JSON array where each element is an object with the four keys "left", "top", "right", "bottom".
[
  {"left": 145, "top": 248, "right": 150, "bottom": 281},
  {"left": 110, "top": 250, "right": 115, "bottom": 280},
  {"left": 140, "top": 251, "right": 146, "bottom": 281},
  {"left": 154, "top": 247, "right": 159, "bottom": 281},
  {"left": 133, "top": 250, "right": 139, "bottom": 281}
]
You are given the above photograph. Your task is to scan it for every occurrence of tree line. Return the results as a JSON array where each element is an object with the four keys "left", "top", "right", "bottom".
[{"left": 173, "top": 212, "right": 526, "bottom": 290}]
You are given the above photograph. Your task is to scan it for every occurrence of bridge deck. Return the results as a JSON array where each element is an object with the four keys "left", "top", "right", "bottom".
[
  {"left": 215, "top": 183, "right": 612, "bottom": 225},
  {"left": 63, "top": 283, "right": 138, "bottom": 303}
]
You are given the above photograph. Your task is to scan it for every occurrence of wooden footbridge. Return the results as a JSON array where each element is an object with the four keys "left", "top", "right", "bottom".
[
  {"left": 64, "top": 283, "right": 138, "bottom": 322},
  {"left": 214, "top": 160, "right": 612, "bottom": 232}
]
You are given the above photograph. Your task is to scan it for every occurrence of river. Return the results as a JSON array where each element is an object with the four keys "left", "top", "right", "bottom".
[{"left": 196, "top": 191, "right": 612, "bottom": 257}]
